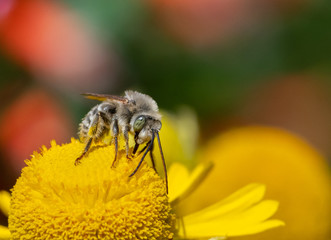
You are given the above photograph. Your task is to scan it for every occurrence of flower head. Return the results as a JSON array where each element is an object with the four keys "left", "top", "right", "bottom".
[{"left": 9, "top": 139, "right": 175, "bottom": 239}]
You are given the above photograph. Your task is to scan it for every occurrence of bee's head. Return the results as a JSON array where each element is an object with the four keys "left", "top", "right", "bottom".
[{"left": 132, "top": 115, "right": 161, "bottom": 144}]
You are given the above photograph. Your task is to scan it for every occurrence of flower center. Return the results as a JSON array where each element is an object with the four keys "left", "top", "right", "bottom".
[{"left": 9, "top": 139, "right": 175, "bottom": 239}]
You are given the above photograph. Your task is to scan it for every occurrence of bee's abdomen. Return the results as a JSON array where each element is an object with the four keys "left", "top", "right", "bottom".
[
  {"left": 78, "top": 113, "right": 94, "bottom": 141},
  {"left": 78, "top": 103, "right": 117, "bottom": 141}
]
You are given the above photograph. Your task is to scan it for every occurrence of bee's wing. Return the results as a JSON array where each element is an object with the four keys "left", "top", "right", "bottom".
[{"left": 81, "top": 93, "right": 131, "bottom": 104}]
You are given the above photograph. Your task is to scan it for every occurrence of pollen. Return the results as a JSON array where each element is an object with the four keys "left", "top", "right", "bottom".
[{"left": 9, "top": 139, "right": 175, "bottom": 239}]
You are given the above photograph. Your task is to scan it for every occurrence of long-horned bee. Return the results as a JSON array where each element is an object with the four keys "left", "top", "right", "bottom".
[{"left": 76, "top": 90, "right": 168, "bottom": 193}]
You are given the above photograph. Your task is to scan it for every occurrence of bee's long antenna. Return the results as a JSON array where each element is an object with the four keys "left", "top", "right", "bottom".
[
  {"left": 155, "top": 131, "right": 168, "bottom": 194},
  {"left": 129, "top": 133, "right": 155, "bottom": 177}
]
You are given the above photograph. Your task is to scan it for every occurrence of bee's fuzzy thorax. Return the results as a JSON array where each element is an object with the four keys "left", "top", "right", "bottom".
[{"left": 125, "top": 90, "right": 160, "bottom": 114}]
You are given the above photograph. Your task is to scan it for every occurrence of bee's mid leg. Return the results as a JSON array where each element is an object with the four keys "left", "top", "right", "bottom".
[
  {"left": 75, "top": 138, "right": 93, "bottom": 165},
  {"left": 111, "top": 119, "right": 119, "bottom": 168}
]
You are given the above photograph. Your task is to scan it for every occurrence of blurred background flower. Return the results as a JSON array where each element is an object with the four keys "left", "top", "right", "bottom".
[
  {"left": 0, "top": 88, "right": 74, "bottom": 172},
  {"left": 0, "top": 0, "right": 118, "bottom": 93},
  {"left": 0, "top": 0, "right": 330, "bottom": 238},
  {"left": 176, "top": 126, "right": 331, "bottom": 240}
]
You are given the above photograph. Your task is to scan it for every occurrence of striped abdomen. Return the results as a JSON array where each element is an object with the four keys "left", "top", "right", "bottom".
[{"left": 78, "top": 102, "right": 117, "bottom": 142}]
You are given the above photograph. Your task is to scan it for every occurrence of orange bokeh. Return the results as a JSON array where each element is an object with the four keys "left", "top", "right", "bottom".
[
  {"left": 0, "top": 0, "right": 113, "bottom": 92},
  {"left": 0, "top": 89, "right": 74, "bottom": 172}
]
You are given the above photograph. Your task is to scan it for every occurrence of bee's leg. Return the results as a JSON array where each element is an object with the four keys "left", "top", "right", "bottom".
[
  {"left": 111, "top": 119, "right": 119, "bottom": 167},
  {"left": 149, "top": 144, "right": 157, "bottom": 172},
  {"left": 75, "top": 112, "right": 102, "bottom": 165},
  {"left": 131, "top": 132, "right": 139, "bottom": 158},
  {"left": 123, "top": 125, "right": 130, "bottom": 159},
  {"left": 75, "top": 138, "right": 93, "bottom": 165},
  {"left": 132, "top": 143, "right": 139, "bottom": 157}
]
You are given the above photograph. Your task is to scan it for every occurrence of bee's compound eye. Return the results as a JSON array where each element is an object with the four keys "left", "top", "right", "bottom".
[{"left": 133, "top": 116, "right": 146, "bottom": 132}]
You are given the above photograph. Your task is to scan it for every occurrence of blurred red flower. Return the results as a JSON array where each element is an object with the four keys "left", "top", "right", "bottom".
[
  {"left": 0, "top": 0, "right": 116, "bottom": 92},
  {"left": 149, "top": 0, "right": 268, "bottom": 49},
  {"left": 0, "top": 89, "right": 75, "bottom": 172}
]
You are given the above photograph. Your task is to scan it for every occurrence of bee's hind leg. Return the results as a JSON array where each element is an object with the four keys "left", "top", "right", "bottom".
[
  {"left": 76, "top": 112, "right": 102, "bottom": 165},
  {"left": 75, "top": 138, "right": 93, "bottom": 165},
  {"left": 111, "top": 119, "right": 119, "bottom": 167}
]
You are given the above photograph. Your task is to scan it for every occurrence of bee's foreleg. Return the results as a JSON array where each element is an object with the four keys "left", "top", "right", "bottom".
[
  {"left": 138, "top": 143, "right": 149, "bottom": 155},
  {"left": 75, "top": 138, "right": 93, "bottom": 165},
  {"left": 132, "top": 143, "right": 139, "bottom": 157},
  {"left": 123, "top": 125, "right": 130, "bottom": 159},
  {"left": 111, "top": 119, "right": 119, "bottom": 167}
]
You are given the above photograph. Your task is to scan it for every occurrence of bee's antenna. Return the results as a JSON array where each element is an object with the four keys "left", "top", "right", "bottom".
[
  {"left": 129, "top": 133, "right": 155, "bottom": 177},
  {"left": 149, "top": 143, "right": 157, "bottom": 172},
  {"left": 155, "top": 131, "right": 168, "bottom": 194}
]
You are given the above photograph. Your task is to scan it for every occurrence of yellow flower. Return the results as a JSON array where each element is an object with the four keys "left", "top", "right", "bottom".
[
  {"left": 0, "top": 138, "right": 283, "bottom": 239},
  {"left": 8, "top": 140, "right": 174, "bottom": 240},
  {"left": 179, "top": 126, "right": 331, "bottom": 240}
]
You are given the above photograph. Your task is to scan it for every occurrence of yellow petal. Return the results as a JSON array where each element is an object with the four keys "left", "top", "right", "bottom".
[
  {"left": 182, "top": 184, "right": 266, "bottom": 224},
  {"left": 178, "top": 184, "right": 284, "bottom": 239},
  {"left": 169, "top": 162, "right": 213, "bottom": 206},
  {"left": 186, "top": 219, "right": 284, "bottom": 238},
  {"left": 0, "top": 226, "right": 10, "bottom": 239},
  {"left": 168, "top": 163, "right": 190, "bottom": 200},
  {"left": 181, "top": 218, "right": 284, "bottom": 238},
  {"left": 0, "top": 191, "right": 10, "bottom": 217},
  {"left": 232, "top": 219, "right": 285, "bottom": 236}
]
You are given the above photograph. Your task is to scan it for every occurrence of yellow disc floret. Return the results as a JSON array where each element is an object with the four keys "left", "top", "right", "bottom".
[{"left": 9, "top": 139, "right": 175, "bottom": 240}]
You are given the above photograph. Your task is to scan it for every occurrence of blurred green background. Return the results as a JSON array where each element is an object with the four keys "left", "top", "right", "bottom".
[{"left": 0, "top": 0, "right": 330, "bottom": 234}]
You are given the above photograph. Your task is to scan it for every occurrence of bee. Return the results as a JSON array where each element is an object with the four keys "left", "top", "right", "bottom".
[{"left": 75, "top": 90, "right": 168, "bottom": 193}]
